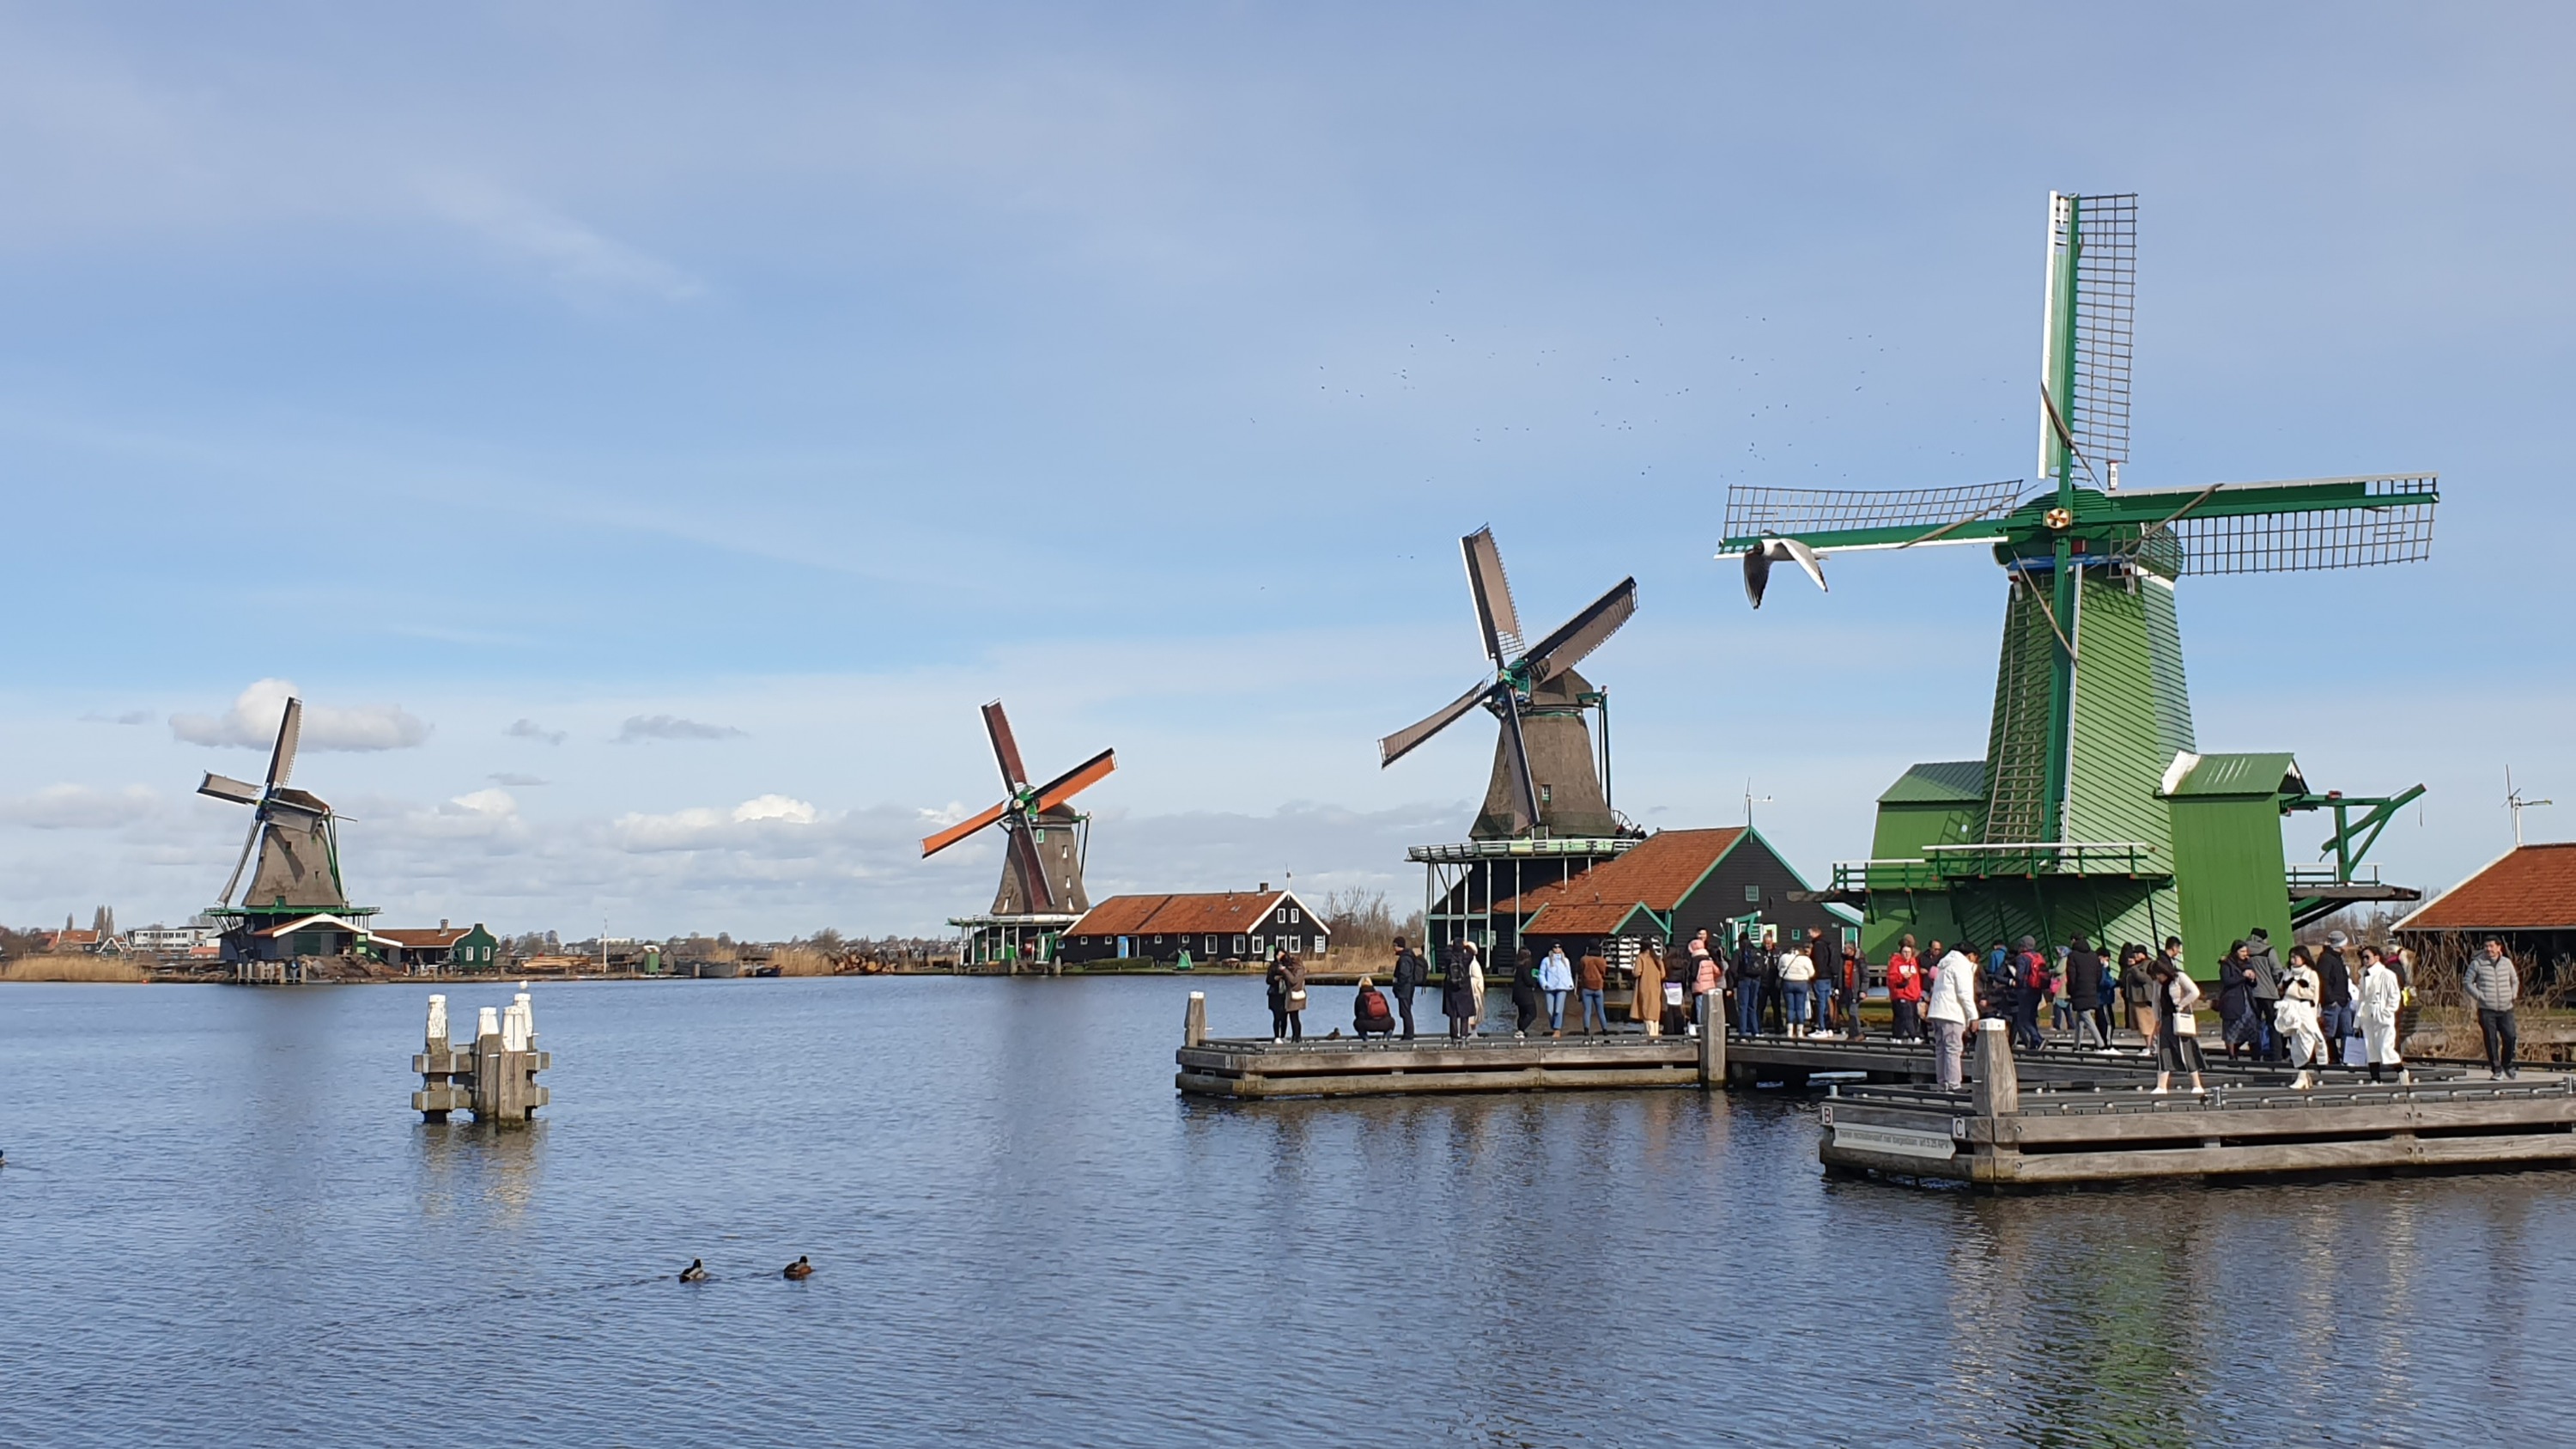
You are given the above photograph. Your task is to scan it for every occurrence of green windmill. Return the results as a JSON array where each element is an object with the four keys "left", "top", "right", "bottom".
[{"left": 1719, "top": 192, "right": 2435, "bottom": 969}]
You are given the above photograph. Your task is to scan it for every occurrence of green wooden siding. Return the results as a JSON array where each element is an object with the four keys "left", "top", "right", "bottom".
[
  {"left": 2063, "top": 574, "right": 2181, "bottom": 861},
  {"left": 2167, "top": 795, "right": 2293, "bottom": 976},
  {"left": 2142, "top": 576, "right": 2196, "bottom": 758}
]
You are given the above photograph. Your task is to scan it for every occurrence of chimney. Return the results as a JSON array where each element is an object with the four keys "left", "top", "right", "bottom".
[
  {"left": 440, "top": 918, "right": 450, "bottom": 929},
  {"left": 1258, "top": 881, "right": 1270, "bottom": 892}
]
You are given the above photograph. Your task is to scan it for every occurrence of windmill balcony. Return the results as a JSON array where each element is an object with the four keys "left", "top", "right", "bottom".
[
  {"left": 1833, "top": 843, "right": 2171, "bottom": 894},
  {"left": 1406, "top": 837, "right": 1641, "bottom": 864}
]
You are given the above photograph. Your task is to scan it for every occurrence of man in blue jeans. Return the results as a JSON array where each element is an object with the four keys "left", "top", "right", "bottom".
[
  {"left": 1733, "top": 931, "right": 1766, "bottom": 1037},
  {"left": 1577, "top": 948, "right": 1610, "bottom": 1036}
]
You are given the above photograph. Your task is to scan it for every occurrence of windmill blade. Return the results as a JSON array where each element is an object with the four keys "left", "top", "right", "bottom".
[
  {"left": 920, "top": 801, "right": 1009, "bottom": 858},
  {"left": 1007, "top": 822, "right": 1055, "bottom": 913},
  {"left": 219, "top": 818, "right": 262, "bottom": 904},
  {"left": 1461, "top": 527, "right": 1523, "bottom": 662},
  {"left": 1379, "top": 680, "right": 1501, "bottom": 768},
  {"left": 266, "top": 697, "right": 302, "bottom": 788},
  {"left": 2135, "top": 474, "right": 2438, "bottom": 576},
  {"left": 1032, "top": 749, "right": 1116, "bottom": 813},
  {"left": 1719, "top": 481, "right": 2026, "bottom": 555},
  {"left": 197, "top": 773, "right": 264, "bottom": 807},
  {"left": 2066, "top": 192, "right": 2137, "bottom": 480},
  {"left": 1522, "top": 577, "right": 1637, "bottom": 685},
  {"left": 981, "top": 700, "right": 1030, "bottom": 791},
  {"left": 1494, "top": 689, "right": 1541, "bottom": 832}
]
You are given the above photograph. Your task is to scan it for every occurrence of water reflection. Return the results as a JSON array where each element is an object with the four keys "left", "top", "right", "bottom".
[{"left": 412, "top": 1118, "right": 548, "bottom": 1222}]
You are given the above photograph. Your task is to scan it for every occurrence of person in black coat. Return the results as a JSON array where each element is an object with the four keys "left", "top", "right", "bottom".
[
  {"left": 1511, "top": 947, "right": 1542, "bottom": 1038},
  {"left": 2065, "top": 934, "right": 2107, "bottom": 1048},
  {"left": 1440, "top": 941, "right": 1478, "bottom": 1040},
  {"left": 1808, "top": 928, "right": 1846, "bottom": 1035},
  {"left": 1389, "top": 935, "right": 1429, "bottom": 1041}
]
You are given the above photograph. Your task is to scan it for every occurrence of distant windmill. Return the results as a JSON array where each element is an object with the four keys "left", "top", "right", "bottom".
[
  {"left": 1380, "top": 527, "right": 1637, "bottom": 839},
  {"left": 197, "top": 697, "right": 355, "bottom": 915},
  {"left": 1719, "top": 191, "right": 2438, "bottom": 954},
  {"left": 920, "top": 701, "right": 1115, "bottom": 916}
]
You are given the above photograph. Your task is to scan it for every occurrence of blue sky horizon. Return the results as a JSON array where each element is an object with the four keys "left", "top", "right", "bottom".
[{"left": 3, "top": 3, "right": 2570, "bottom": 938}]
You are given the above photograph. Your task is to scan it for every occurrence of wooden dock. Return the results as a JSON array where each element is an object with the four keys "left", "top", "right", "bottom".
[
  {"left": 1820, "top": 1022, "right": 2576, "bottom": 1189},
  {"left": 1170, "top": 992, "right": 2333, "bottom": 1099}
]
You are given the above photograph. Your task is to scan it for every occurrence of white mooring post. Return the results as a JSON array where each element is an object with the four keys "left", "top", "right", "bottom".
[
  {"left": 1184, "top": 991, "right": 1207, "bottom": 1049},
  {"left": 1971, "top": 1018, "right": 2020, "bottom": 1117},
  {"left": 411, "top": 994, "right": 471, "bottom": 1122}
]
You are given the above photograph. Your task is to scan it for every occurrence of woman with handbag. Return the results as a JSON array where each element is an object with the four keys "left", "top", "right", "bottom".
[
  {"left": 1267, "top": 949, "right": 1307, "bottom": 1043},
  {"left": 2149, "top": 957, "right": 2207, "bottom": 1095}
]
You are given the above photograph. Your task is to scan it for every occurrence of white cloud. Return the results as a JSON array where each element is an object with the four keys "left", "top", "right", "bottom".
[
  {"left": 616, "top": 794, "right": 821, "bottom": 850},
  {"left": 171, "top": 679, "right": 430, "bottom": 752},
  {"left": 732, "top": 794, "right": 818, "bottom": 825},
  {"left": 448, "top": 788, "right": 519, "bottom": 817},
  {"left": 1, "top": 783, "right": 158, "bottom": 830},
  {"left": 616, "top": 714, "right": 744, "bottom": 743},
  {"left": 507, "top": 719, "right": 567, "bottom": 746}
]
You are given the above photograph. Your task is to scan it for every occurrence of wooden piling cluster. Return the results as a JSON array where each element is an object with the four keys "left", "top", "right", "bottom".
[
  {"left": 412, "top": 989, "right": 551, "bottom": 1123},
  {"left": 1819, "top": 1020, "right": 2576, "bottom": 1189}
]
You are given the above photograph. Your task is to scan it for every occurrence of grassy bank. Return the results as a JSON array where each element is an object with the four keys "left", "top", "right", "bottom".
[{"left": 4, "top": 954, "right": 150, "bottom": 983}]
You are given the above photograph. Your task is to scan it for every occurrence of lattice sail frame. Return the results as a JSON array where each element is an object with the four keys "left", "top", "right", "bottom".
[
  {"left": 2125, "top": 475, "right": 2439, "bottom": 577},
  {"left": 1719, "top": 478, "right": 2027, "bottom": 551},
  {"left": 2066, "top": 192, "right": 2136, "bottom": 481}
]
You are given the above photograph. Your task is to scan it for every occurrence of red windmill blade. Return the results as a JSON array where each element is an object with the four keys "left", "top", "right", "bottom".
[{"left": 919, "top": 700, "right": 1115, "bottom": 919}]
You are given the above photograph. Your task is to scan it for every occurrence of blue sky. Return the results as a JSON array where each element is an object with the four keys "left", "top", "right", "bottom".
[{"left": 3, "top": 3, "right": 2569, "bottom": 937}]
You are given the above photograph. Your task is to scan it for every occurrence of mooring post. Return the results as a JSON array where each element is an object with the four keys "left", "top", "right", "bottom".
[
  {"left": 1184, "top": 990, "right": 1206, "bottom": 1048},
  {"left": 1971, "top": 1019, "right": 2019, "bottom": 1117},
  {"left": 1696, "top": 991, "right": 1724, "bottom": 1089},
  {"left": 411, "top": 993, "right": 471, "bottom": 1123}
]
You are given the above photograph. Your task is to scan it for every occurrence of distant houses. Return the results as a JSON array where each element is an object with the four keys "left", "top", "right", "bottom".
[{"left": 1060, "top": 885, "right": 1328, "bottom": 965}]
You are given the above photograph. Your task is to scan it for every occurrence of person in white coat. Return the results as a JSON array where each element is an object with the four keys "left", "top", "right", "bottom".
[
  {"left": 2275, "top": 948, "right": 2327, "bottom": 1088},
  {"left": 1464, "top": 941, "right": 1487, "bottom": 1035},
  {"left": 2355, "top": 944, "right": 2406, "bottom": 1083},
  {"left": 1925, "top": 944, "right": 1983, "bottom": 1091}
]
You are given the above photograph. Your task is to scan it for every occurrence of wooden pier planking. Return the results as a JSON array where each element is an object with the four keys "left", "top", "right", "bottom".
[{"left": 1818, "top": 1021, "right": 2576, "bottom": 1189}]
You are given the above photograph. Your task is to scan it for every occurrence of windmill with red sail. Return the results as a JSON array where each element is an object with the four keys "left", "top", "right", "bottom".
[{"left": 922, "top": 701, "right": 1115, "bottom": 967}]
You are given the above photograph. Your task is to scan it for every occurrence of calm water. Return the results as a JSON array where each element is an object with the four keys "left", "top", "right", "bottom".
[{"left": 4, "top": 977, "right": 2573, "bottom": 1447}]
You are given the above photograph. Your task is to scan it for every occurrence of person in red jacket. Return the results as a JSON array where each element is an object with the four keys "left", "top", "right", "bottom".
[{"left": 1886, "top": 934, "right": 1926, "bottom": 1042}]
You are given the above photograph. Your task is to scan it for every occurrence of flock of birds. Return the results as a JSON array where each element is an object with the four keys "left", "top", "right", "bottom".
[{"left": 678, "top": 1254, "right": 811, "bottom": 1283}]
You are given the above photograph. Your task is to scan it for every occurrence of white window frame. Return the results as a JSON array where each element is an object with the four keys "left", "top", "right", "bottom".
[{"left": 1250, "top": 935, "right": 1265, "bottom": 955}]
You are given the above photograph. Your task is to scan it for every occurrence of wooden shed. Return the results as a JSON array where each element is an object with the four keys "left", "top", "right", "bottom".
[{"left": 1060, "top": 886, "right": 1328, "bottom": 965}]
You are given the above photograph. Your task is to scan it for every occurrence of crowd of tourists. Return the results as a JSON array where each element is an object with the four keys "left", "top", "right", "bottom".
[{"left": 1300, "top": 922, "right": 2521, "bottom": 1092}]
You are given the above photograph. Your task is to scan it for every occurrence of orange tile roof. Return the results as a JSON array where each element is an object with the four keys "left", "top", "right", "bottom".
[
  {"left": 1522, "top": 901, "right": 1647, "bottom": 935},
  {"left": 1500, "top": 828, "right": 1747, "bottom": 916},
  {"left": 2399, "top": 843, "right": 2576, "bottom": 932},
  {"left": 1068, "top": 891, "right": 1307, "bottom": 938}
]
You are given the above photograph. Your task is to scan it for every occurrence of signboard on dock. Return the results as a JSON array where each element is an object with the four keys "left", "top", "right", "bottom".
[{"left": 1829, "top": 1120, "right": 1958, "bottom": 1160}]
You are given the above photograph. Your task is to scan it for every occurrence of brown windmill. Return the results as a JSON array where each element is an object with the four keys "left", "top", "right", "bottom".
[
  {"left": 920, "top": 701, "right": 1115, "bottom": 916},
  {"left": 1380, "top": 527, "right": 1636, "bottom": 839}
]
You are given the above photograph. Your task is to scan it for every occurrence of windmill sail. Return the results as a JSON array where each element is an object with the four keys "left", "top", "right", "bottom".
[
  {"left": 1721, "top": 479, "right": 2028, "bottom": 553},
  {"left": 920, "top": 700, "right": 1114, "bottom": 918},
  {"left": 2042, "top": 192, "right": 2136, "bottom": 487}
]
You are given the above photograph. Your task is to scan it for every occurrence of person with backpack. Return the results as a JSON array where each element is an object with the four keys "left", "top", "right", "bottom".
[
  {"left": 1441, "top": 941, "right": 1479, "bottom": 1041},
  {"left": 1731, "top": 930, "right": 1766, "bottom": 1038},
  {"left": 2006, "top": 936, "right": 2049, "bottom": 1050},
  {"left": 1389, "top": 935, "right": 1429, "bottom": 1041},
  {"left": 1352, "top": 976, "right": 1396, "bottom": 1040}
]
